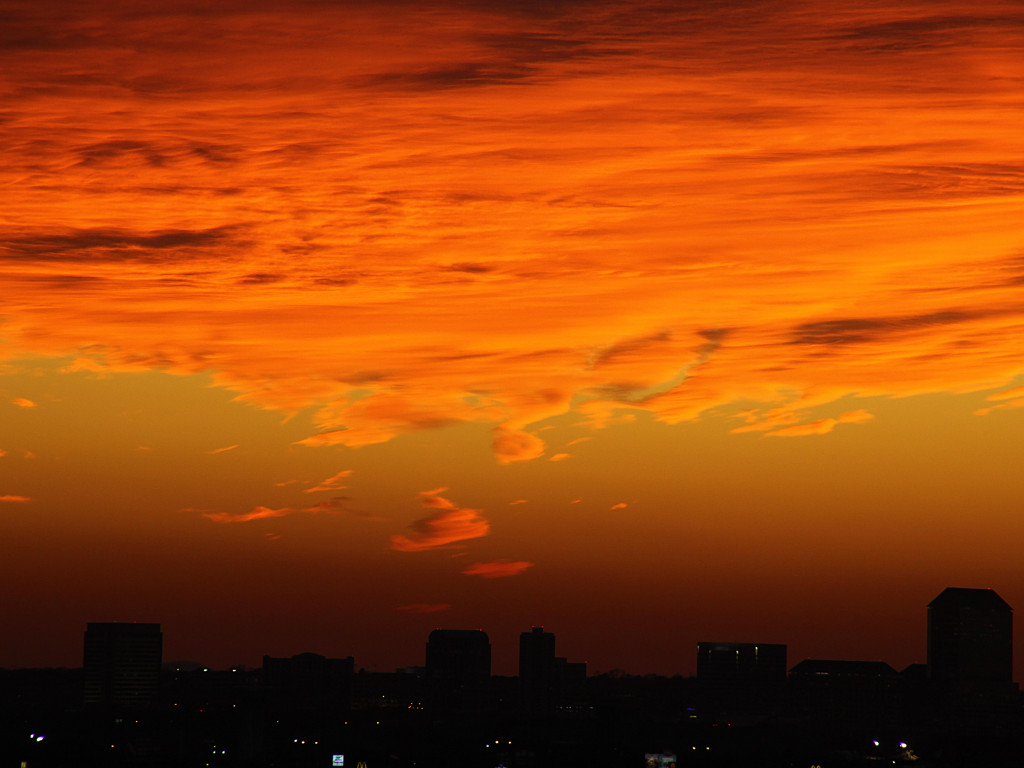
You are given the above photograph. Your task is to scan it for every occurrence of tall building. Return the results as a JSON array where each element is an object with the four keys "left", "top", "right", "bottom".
[
  {"left": 83, "top": 622, "right": 163, "bottom": 708},
  {"left": 425, "top": 629, "right": 491, "bottom": 682},
  {"left": 520, "top": 626, "right": 556, "bottom": 713},
  {"left": 927, "top": 587, "right": 1012, "bottom": 688}
]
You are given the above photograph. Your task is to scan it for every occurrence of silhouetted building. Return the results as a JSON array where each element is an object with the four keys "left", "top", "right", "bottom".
[
  {"left": 697, "top": 642, "right": 786, "bottom": 718},
  {"left": 263, "top": 651, "right": 354, "bottom": 706},
  {"left": 520, "top": 626, "right": 556, "bottom": 713},
  {"left": 425, "top": 629, "right": 490, "bottom": 682},
  {"left": 927, "top": 587, "right": 1012, "bottom": 688},
  {"left": 83, "top": 622, "right": 162, "bottom": 709},
  {"left": 697, "top": 642, "right": 786, "bottom": 685},
  {"left": 788, "top": 659, "right": 900, "bottom": 728}
]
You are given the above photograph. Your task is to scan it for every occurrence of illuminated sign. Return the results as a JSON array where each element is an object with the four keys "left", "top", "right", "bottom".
[
  {"left": 331, "top": 756, "right": 344, "bottom": 767},
  {"left": 644, "top": 754, "right": 677, "bottom": 767}
]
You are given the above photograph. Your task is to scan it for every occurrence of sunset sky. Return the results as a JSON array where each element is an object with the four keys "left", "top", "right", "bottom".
[{"left": 2, "top": 0, "right": 1024, "bottom": 677}]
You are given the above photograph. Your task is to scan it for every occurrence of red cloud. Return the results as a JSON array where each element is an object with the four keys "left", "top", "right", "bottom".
[
  {"left": 202, "top": 506, "right": 294, "bottom": 523},
  {"left": 0, "top": 495, "right": 31, "bottom": 503},
  {"left": 461, "top": 560, "right": 534, "bottom": 578},
  {"left": 390, "top": 490, "right": 489, "bottom": 552}
]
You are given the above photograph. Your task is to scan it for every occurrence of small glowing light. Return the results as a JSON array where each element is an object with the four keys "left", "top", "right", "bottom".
[
  {"left": 899, "top": 742, "right": 907, "bottom": 749},
  {"left": 873, "top": 741, "right": 880, "bottom": 747}
]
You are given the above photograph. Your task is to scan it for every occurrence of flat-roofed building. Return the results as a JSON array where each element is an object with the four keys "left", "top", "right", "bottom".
[{"left": 83, "top": 622, "right": 162, "bottom": 709}]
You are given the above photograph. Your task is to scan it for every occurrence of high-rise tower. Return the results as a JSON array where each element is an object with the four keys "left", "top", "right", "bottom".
[
  {"left": 927, "top": 587, "right": 1012, "bottom": 688},
  {"left": 83, "top": 622, "right": 163, "bottom": 708},
  {"left": 520, "top": 626, "right": 556, "bottom": 713}
]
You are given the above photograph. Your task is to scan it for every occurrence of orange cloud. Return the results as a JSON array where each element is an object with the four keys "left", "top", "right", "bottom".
[
  {"left": 987, "top": 386, "right": 1024, "bottom": 402},
  {"left": 202, "top": 506, "right": 295, "bottom": 524},
  {"left": 461, "top": 560, "right": 534, "bottom": 578},
  {"left": 305, "top": 469, "right": 352, "bottom": 493},
  {"left": 1, "top": 0, "right": 1023, "bottom": 469},
  {"left": 206, "top": 444, "right": 238, "bottom": 454},
  {"left": 975, "top": 397, "right": 1024, "bottom": 416},
  {"left": 610, "top": 502, "right": 628, "bottom": 511},
  {"left": 390, "top": 490, "right": 489, "bottom": 552},
  {"left": 975, "top": 386, "right": 1024, "bottom": 415},
  {"left": 199, "top": 501, "right": 345, "bottom": 524},
  {"left": 766, "top": 409, "right": 874, "bottom": 437},
  {"left": 509, "top": 499, "right": 529, "bottom": 505},
  {"left": 396, "top": 603, "right": 452, "bottom": 613},
  {"left": 549, "top": 453, "right": 570, "bottom": 462},
  {"left": 11, "top": 398, "right": 35, "bottom": 408},
  {"left": 492, "top": 428, "right": 545, "bottom": 464},
  {"left": 0, "top": 495, "right": 31, "bottom": 503}
]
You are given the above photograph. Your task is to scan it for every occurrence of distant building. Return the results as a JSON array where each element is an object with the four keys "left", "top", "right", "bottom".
[
  {"left": 262, "top": 652, "right": 354, "bottom": 705},
  {"left": 425, "top": 629, "right": 491, "bottom": 682},
  {"left": 697, "top": 642, "right": 787, "bottom": 685},
  {"left": 787, "top": 659, "right": 900, "bottom": 728},
  {"left": 927, "top": 587, "right": 1012, "bottom": 688},
  {"left": 83, "top": 622, "right": 162, "bottom": 708}
]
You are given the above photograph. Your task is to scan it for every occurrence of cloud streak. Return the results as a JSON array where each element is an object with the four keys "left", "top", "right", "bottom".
[
  {"left": 305, "top": 469, "right": 353, "bottom": 493},
  {"left": 390, "top": 489, "right": 490, "bottom": 552},
  {"left": 461, "top": 560, "right": 534, "bottom": 578}
]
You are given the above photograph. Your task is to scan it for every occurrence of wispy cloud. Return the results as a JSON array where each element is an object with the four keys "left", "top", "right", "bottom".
[
  {"left": 305, "top": 469, "right": 352, "bottom": 493},
  {"left": 461, "top": 560, "right": 534, "bottom": 578},
  {"left": 202, "top": 506, "right": 295, "bottom": 524},
  {"left": 11, "top": 398, "right": 36, "bottom": 408},
  {"left": 206, "top": 444, "right": 238, "bottom": 454},
  {"left": 0, "top": 495, "right": 32, "bottom": 503},
  {"left": 390, "top": 489, "right": 489, "bottom": 552},
  {"left": 765, "top": 409, "right": 874, "bottom": 437},
  {"left": 610, "top": 502, "right": 627, "bottom": 510},
  {"left": 199, "top": 499, "right": 344, "bottom": 524}
]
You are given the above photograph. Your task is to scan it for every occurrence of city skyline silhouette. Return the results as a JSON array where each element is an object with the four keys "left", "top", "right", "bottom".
[{"left": 3, "top": 5, "right": 1023, "bottom": 762}]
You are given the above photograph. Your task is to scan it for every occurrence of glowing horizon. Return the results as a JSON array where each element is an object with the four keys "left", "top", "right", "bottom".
[{"left": 2, "top": 0, "right": 1023, "bottom": 675}]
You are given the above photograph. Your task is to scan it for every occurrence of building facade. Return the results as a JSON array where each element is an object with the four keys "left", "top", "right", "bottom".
[{"left": 83, "top": 622, "right": 163, "bottom": 708}]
